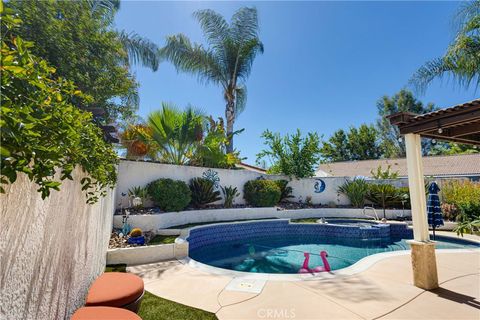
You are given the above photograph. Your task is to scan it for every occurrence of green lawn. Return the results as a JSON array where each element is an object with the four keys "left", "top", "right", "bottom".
[
  {"left": 105, "top": 264, "right": 217, "bottom": 320},
  {"left": 148, "top": 235, "right": 177, "bottom": 245}
]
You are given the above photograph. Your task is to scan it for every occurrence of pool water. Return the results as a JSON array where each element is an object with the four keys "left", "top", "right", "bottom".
[{"left": 189, "top": 235, "right": 479, "bottom": 274}]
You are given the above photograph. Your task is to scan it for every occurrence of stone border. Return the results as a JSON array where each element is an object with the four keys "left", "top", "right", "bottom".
[{"left": 113, "top": 207, "right": 411, "bottom": 232}]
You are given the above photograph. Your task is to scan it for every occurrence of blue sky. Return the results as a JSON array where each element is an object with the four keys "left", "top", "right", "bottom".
[{"left": 115, "top": 1, "right": 478, "bottom": 164}]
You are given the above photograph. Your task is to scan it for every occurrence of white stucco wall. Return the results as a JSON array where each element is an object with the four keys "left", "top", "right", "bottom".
[
  {"left": 113, "top": 208, "right": 411, "bottom": 232},
  {"left": 107, "top": 244, "right": 175, "bottom": 266},
  {"left": 116, "top": 160, "right": 350, "bottom": 209},
  {"left": 0, "top": 168, "right": 115, "bottom": 320}
]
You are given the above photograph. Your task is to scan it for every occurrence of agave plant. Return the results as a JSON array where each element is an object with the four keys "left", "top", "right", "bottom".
[
  {"left": 189, "top": 177, "right": 221, "bottom": 208},
  {"left": 128, "top": 186, "right": 149, "bottom": 208},
  {"left": 221, "top": 185, "right": 240, "bottom": 208},
  {"left": 337, "top": 178, "right": 369, "bottom": 208}
]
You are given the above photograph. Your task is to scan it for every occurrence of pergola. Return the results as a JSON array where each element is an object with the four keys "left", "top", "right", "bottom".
[{"left": 388, "top": 98, "right": 480, "bottom": 290}]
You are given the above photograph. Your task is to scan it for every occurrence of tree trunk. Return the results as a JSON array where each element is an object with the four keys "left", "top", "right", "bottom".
[{"left": 225, "top": 99, "right": 235, "bottom": 154}]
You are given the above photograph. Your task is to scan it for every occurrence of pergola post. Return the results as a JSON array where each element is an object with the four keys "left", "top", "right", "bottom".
[{"left": 404, "top": 133, "right": 439, "bottom": 290}]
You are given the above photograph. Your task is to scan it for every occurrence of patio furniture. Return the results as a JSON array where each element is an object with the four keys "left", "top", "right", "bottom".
[
  {"left": 86, "top": 272, "right": 144, "bottom": 313},
  {"left": 71, "top": 306, "right": 141, "bottom": 320}
]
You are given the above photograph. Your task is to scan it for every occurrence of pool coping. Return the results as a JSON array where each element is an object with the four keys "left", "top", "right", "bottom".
[{"left": 179, "top": 219, "right": 480, "bottom": 281}]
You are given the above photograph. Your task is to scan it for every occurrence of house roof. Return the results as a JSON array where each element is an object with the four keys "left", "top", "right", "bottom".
[
  {"left": 236, "top": 162, "right": 267, "bottom": 173},
  {"left": 316, "top": 153, "right": 480, "bottom": 178}
]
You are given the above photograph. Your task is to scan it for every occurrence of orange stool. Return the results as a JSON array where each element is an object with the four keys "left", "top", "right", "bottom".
[
  {"left": 72, "top": 306, "right": 141, "bottom": 320},
  {"left": 86, "top": 273, "right": 144, "bottom": 313}
]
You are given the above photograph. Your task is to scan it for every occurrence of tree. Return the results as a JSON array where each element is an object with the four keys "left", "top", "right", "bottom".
[
  {"left": 376, "top": 90, "right": 436, "bottom": 158},
  {"left": 146, "top": 104, "right": 204, "bottom": 165},
  {"left": 321, "top": 124, "right": 383, "bottom": 162},
  {"left": 6, "top": 0, "right": 159, "bottom": 122},
  {"left": 1, "top": 11, "right": 117, "bottom": 202},
  {"left": 160, "top": 7, "right": 264, "bottom": 153},
  {"left": 256, "top": 130, "right": 321, "bottom": 178},
  {"left": 410, "top": 1, "right": 480, "bottom": 92}
]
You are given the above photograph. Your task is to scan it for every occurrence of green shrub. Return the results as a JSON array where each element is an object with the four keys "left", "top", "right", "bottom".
[
  {"left": 221, "top": 185, "right": 240, "bottom": 208},
  {"left": 243, "top": 179, "right": 281, "bottom": 207},
  {"left": 442, "top": 180, "right": 480, "bottom": 223},
  {"left": 189, "top": 177, "right": 221, "bottom": 208},
  {"left": 275, "top": 180, "right": 294, "bottom": 202},
  {"left": 337, "top": 178, "right": 369, "bottom": 208},
  {"left": 148, "top": 178, "right": 191, "bottom": 212},
  {"left": 366, "top": 183, "right": 403, "bottom": 218}
]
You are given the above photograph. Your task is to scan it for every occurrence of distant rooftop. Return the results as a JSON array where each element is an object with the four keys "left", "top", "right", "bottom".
[{"left": 316, "top": 153, "right": 480, "bottom": 178}]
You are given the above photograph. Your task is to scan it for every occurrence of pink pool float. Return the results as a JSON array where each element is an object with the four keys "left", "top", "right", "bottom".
[{"left": 298, "top": 251, "right": 331, "bottom": 273}]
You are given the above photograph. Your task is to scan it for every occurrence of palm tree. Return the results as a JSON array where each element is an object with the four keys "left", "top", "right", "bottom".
[
  {"left": 88, "top": 0, "right": 160, "bottom": 71},
  {"left": 159, "top": 7, "right": 264, "bottom": 153},
  {"left": 146, "top": 103, "right": 204, "bottom": 164},
  {"left": 410, "top": 1, "right": 480, "bottom": 92}
]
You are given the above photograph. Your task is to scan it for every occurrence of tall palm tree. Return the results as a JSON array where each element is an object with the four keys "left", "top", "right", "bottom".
[
  {"left": 160, "top": 7, "right": 264, "bottom": 153},
  {"left": 147, "top": 103, "right": 204, "bottom": 164},
  {"left": 410, "top": 1, "right": 480, "bottom": 92}
]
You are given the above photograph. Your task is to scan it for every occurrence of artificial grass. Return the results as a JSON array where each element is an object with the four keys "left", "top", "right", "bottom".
[
  {"left": 148, "top": 235, "right": 177, "bottom": 245},
  {"left": 139, "top": 291, "right": 217, "bottom": 320},
  {"left": 290, "top": 218, "right": 319, "bottom": 223},
  {"left": 104, "top": 265, "right": 217, "bottom": 320},
  {"left": 166, "top": 217, "right": 278, "bottom": 229}
]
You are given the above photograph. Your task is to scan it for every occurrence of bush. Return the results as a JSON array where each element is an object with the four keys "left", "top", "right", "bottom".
[
  {"left": 148, "top": 178, "right": 191, "bottom": 212},
  {"left": 129, "top": 228, "right": 143, "bottom": 237},
  {"left": 189, "top": 177, "right": 221, "bottom": 208},
  {"left": 337, "top": 178, "right": 369, "bottom": 208},
  {"left": 442, "top": 180, "right": 480, "bottom": 222},
  {"left": 365, "top": 183, "right": 403, "bottom": 218},
  {"left": 244, "top": 180, "right": 281, "bottom": 207},
  {"left": 221, "top": 185, "right": 240, "bottom": 208},
  {"left": 275, "top": 180, "right": 294, "bottom": 202}
]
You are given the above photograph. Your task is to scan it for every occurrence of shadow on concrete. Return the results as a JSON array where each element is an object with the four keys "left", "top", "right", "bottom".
[{"left": 432, "top": 287, "right": 480, "bottom": 310}]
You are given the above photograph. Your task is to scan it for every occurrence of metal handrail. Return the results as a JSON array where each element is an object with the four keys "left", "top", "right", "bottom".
[{"left": 363, "top": 206, "right": 379, "bottom": 221}]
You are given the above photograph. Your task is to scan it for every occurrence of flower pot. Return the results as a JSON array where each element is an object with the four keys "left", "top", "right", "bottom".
[{"left": 127, "top": 235, "right": 145, "bottom": 245}]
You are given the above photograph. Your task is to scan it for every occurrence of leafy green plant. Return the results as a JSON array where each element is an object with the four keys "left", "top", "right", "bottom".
[
  {"left": 190, "top": 116, "right": 243, "bottom": 169},
  {"left": 275, "top": 180, "right": 294, "bottom": 203},
  {"left": 365, "top": 184, "right": 403, "bottom": 218},
  {"left": 243, "top": 180, "right": 281, "bottom": 207},
  {"left": 128, "top": 186, "right": 149, "bottom": 208},
  {"left": 221, "top": 185, "right": 240, "bottom": 208},
  {"left": 1, "top": 12, "right": 117, "bottom": 203},
  {"left": 256, "top": 129, "right": 321, "bottom": 178},
  {"left": 147, "top": 178, "right": 191, "bottom": 212},
  {"left": 442, "top": 180, "right": 480, "bottom": 223},
  {"left": 189, "top": 177, "right": 221, "bottom": 208},
  {"left": 337, "top": 178, "right": 369, "bottom": 208}
]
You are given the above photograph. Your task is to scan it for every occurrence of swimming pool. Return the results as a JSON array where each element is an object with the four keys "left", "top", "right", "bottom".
[{"left": 187, "top": 220, "right": 479, "bottom": 274}]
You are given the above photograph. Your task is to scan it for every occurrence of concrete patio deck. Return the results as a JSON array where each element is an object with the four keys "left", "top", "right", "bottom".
[{"left": 128, "top": 238, "right": 480, "bottom": 320}]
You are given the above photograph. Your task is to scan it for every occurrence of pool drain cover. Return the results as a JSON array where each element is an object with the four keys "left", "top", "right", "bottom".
[{"left": 225, "top": 278, "right": 266, "bottom": 294}]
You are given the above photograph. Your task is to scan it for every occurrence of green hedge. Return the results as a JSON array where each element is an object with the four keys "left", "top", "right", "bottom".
[
  {"left": 148, "top": 178, "right": 191, "bottom": 212},
  {"left": 243, "top": 179, "right": 281, "bottom": 207}
]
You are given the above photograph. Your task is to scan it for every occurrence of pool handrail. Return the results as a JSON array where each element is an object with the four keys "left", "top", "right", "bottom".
[{"left": 363, "top": 206, "right": 379, "bottom": 221}]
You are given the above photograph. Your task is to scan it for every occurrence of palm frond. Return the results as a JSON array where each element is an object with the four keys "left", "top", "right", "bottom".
[
  {"left": 193, "top": 9, "right": 229, "bottom": 53},
  {"left": 119, "top": 31, "right": 160, "bottom": 71},
  {"left": 234, "top": 86, "right": 247, "bottom": 117},
  {"left": 231, "top": 7, "right": 260, "bottom": 44},
  {"left": 159, "top": 34, "right": 226, "bottom": 85}
]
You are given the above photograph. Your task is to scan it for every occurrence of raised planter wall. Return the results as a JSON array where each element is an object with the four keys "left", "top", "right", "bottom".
[
  {"left": 113, "top": 207, "right": 411, "bottom": 232},
  {"left": 107, "top": 244, "right": 175, "bottom": 266}
]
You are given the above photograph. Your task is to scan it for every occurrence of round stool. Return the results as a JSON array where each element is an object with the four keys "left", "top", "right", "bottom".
[
  {"left": 86, "top": 272, "right": 144, "bottom": 313},
  {"left": 72, "top": 307, "right": 141, "bottom": 320}
]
